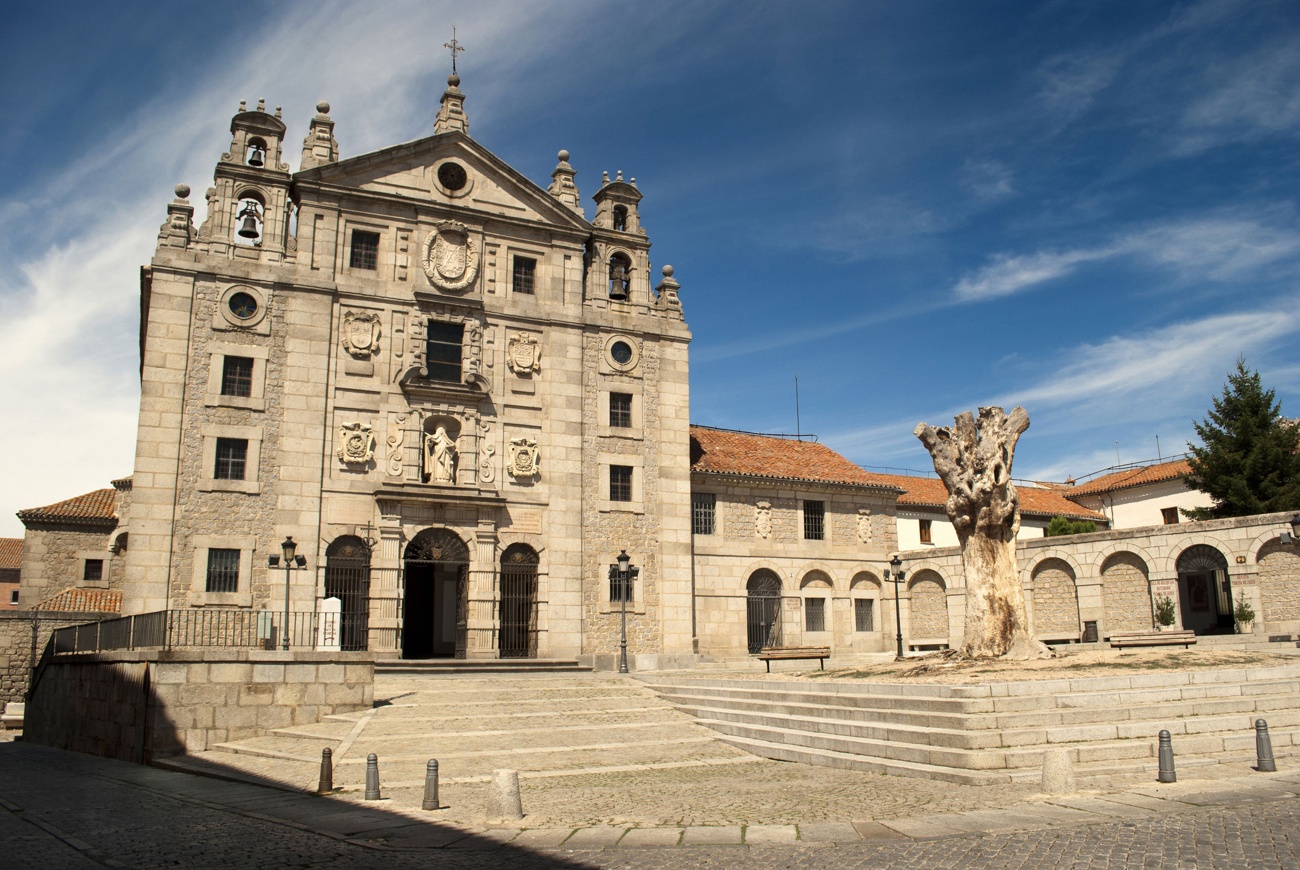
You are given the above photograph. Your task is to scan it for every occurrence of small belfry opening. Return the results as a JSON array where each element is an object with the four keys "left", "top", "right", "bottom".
[
  {"left": 245, "top": 137, "right": 267, "bottom": 167},
  {"left": 608, "top": 252, "right": 632, "bottom": 300},
  {"left": 234, "top": 193, "right": 264, "bottom": 245}
]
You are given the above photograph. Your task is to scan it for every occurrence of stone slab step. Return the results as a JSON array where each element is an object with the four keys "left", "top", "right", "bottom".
[{"left": 375, "top": 658, "right": 592, "bottom": 675}]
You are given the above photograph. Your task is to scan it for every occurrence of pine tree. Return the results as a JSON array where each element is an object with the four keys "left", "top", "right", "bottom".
[{"left": 1183, "top": 359, "right": 1300, "bottom": 519}]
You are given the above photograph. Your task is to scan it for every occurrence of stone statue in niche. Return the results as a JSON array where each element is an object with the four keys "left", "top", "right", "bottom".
[
  {"left": 385, "top": 413, "right": 407, "bottom": 477},
  {"left": 507, "top": 437, "right": 540, "bottom": 480},
  {"left": 756, "top": 501, "right": 772, "bottom": 540},
  {"left": 422, "top": 220, "right": 479, "bottom": 291},
  {"left": 506, "top": 332, "right": 541, "bottom": 375},
  {"left": 337, "top": 422, "right": 375, "bottom": 465},
  {"left": 857, "top": 508, "right": 872, "bottom": 544},
  {"left": 424, "top": 426, "right": 458, "bottom": 483},
  {"left": 341, "top": 311, "right": 382, "bottom": 359}
]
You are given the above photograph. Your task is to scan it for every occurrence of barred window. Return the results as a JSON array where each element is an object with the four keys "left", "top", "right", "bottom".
[
  {"left": 206, "top": 548, "right": 240, "bottom": 593},
  {"left": 349, "top": 230, "right": 379, "bottom": 270},
  {"left": 609, "top": 392, "right": 633, "bottom": 428},
  {"left": 692, "top": 493, "right": 715, "bottom": 536},
  {"left": 221, "top": 356, "right": 253, "bottom": 397},
  {"left": 803, "top": 500, "right": 825, "bottom": 540},
  {"left": 610, "top": 568, "right": 636, "bottom": 603},
  {"left": 83, "top": 559, "right": 103, "bottom": 582},
  {"left": 425, "top": 320, "right": 464, "bottom": 383},
  {"left": 609, "top": 465, "right": 633, "bottom": 502},
  {"left": 855, "top": 598, "right": 875, "bottom": 632},
  {"left": 513, "top": 256, "right": 536, "bottom": 294},
  {"left": 215, "top": 438, "right": 248, "bottom": 480},
  {"left": 805, "top": 597, "right": 826, "bottom": 632}
]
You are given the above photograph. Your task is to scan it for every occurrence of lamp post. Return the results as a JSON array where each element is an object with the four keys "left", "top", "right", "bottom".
[
  {"left": 608, "top": 550, "right": 638, "bottom": 674},
  {"left": 884, "top": 554, "right": 906, "bottom": 661},
  {"left": 1283, "top": 515, "right": 1300, "bottom": 544},
  {"left": 268, "top": 536, "right": 307, "bottom": 651}
]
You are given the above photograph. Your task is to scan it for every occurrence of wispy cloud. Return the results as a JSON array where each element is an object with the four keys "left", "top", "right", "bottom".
[
  {"left": 961, "top": 158, "right": 1016, "bottom": 202},
  {"left": 953, "top": 246, "right": 1116, "bottom": 301},
  {"left": 1177, "top": 35, "right": 1300, "bottom": 154}
]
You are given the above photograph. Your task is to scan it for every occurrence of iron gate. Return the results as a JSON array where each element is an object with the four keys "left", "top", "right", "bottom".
[
  {"left": 324, "top": 536, "right": 371, "bottom": 651},
  {"left": 499, "top": 544, "right": 539, "bottom": 658},
  {"left": 746, "top": 569, "right": 783, "bottom": 653}
]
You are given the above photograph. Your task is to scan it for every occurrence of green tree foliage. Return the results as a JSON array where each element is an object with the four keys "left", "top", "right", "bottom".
[
  {"left": 1045, "top": 516, "right": 1097, "bottom": 537},
  {"left": 1184, "top": 359, "right": 1300, "bottom": 520}
]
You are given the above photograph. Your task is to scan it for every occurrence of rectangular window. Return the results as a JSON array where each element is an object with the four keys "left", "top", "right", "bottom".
[
  {"left": 609, "top": 392, "right": 633, "bottom": 428},
  {"left": 425, "top": 320, "right": 464, "bottom": 383},
  {"left": 609, "top": 566, "right": 636, "bottom": 604},
  {"left": 513, "top": 256, "right": 536, "bottom": 295},
  {"left": 9, "top": 590, "right": 17, "bottom": 605},
  {"left": 214, "top": 438, "right": 248, "bottom": 480},
  {"left": 220, "top": 356, "right": 254, "bottom": 398},
  {"left": 609, "top": 465, "right": 633, "bottom": 502},
  {"left": 205, "top": 548, "right": 240, "bottom": 593},
  {"left": 919, "top": 518, "right": 933, "bottom": 544},
  {"left": 805, "top": 597, "right": 826, "bottom": 632},
  {"left": 1161, "top": 507, "right": 1180, "bottom": 525},
  {"left": 349, "top": 230, "right": 379, "bottom": 270},
  {"left": 692, "top": 493, "right": 716, "bottom": 536},
  {"left": 855, "top": 598, "right": 875, "bottom": 632},
  {"left": 803, "top": 500, "right": 825, "bottom": 540},
  {"left": 83, "top": 559, "right": 103, "bottom": 583}
]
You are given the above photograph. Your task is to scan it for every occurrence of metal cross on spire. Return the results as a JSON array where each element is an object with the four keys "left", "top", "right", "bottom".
[{"left": 444, "top": 28, "right": 465, "bottom": 74}]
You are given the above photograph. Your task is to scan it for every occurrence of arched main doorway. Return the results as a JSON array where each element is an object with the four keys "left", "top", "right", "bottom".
[
  {"left": 499, "top": 544, "right": 539, "bottom": 658},
  {"left": 402, "top": 529, "right": 469, "bottom": 659},
  {"left": 1176, "top": 544, "right": 1232, "bottom": 634},
  {"left": 746, "top": 569, "right": 782, "bottom": 653},
  {"left": 324, "top": 536, "right": 371, "bottom": 651}
]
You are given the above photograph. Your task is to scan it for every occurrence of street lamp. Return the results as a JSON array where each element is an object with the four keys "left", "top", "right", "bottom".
[
  {"left": 268, "top": 536, "right": 308, "bottom": 651},
  {"left": 883, "top": 554, "right": 907, "bottom": 661},
  {"left": 1282, "top": 515, "right": 1300, "bottom": 544},
  {"left": 608, "top": 550, "right": 638, "bottom": 674}
]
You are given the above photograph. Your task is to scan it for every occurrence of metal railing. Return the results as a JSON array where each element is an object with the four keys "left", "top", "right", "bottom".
[{"left": 49, "top": 609, "right": 370, "bottom": 655}]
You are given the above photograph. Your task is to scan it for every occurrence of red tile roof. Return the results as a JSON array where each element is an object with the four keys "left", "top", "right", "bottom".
[
  {"left": 690, "top": 427, "right": 903, "bottom": 491},
  {"left": 867, "top": 472, "right": 1107, "bottom": 522},
  {"left": 17, "top": 488, "right": 118, "bottom": 527},
  {"left": 35, "top": 588, "right": 122, "bottom": 613},
  {"left": 1066, "top": 459, "right": 1192, "bottom": 499},
  {"left": 0, "top": 538, "right": 21, "bottom": 570}
]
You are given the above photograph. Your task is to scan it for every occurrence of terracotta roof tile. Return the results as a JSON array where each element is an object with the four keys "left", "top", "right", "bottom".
[
  {"left": 0, "top": 538, "right": 21, "bottom": 570},
  {"left": 690, "top": 427, "right": 903, "bottom": 490},
  {"left": 17, "top": 488, "right": 118, "bottom": 527},
  {"left": 868, "top": 472, "right": 1107, "bottom": 522},
  {"left": 34, "top": 588, "right": 122, "bottom": 613},
  {"left": 1066, "top": 459, "right": 1192, "bottom": 498}
]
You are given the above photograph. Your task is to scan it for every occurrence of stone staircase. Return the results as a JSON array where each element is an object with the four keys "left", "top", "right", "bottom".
[
  {"left": 374, "top": 658, "right": 592, "bottom": 676},
  {"left": 639, "top": 664, "right": 1300, "bottom": 786}
]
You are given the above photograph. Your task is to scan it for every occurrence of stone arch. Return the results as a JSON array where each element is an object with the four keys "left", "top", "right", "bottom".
[
  {"left": 324, "top": 535, "right": 371, "bottom": 652},
  {"left": 1093, "top": 541, "right": 1158, "bottom": 576},
  {"left": 1158, "top": 534, "right": 1235, "bottom": 575},
  {"left": 850, "top": 571, "right": 883, "bottom": 634},
  {"left": 1255, "top": 539, "right": 1300, "bottom": 624},
  {"left": 1100, "top": 551, "right": 1152, "bottom": 634},
  {"left": 499, "top": 543, "right": 540, "bottom": 659},
  {"left": 800, "top": 570, "right": 833, "bottom": 590},
  {"left": 401, "top": 528, "right": 470, "bottom": 659},
  {"left": 907, "top": 569, "right": 949, "bottom": 642},
  {"left": 1030, "top": 557, "right": 1080, "bottom": 638},
  {"left": 1019, "top": 549, "right": 1085, "bottom": 586},
  {"left": 850, "top": 570, "right": 882, "bottom": 592},
  {"left": 1175, "top": 543, "right": 1232, "bottom": 634},
  {"left": 745, "top": 568, "right": 783, "bottom": 653}
]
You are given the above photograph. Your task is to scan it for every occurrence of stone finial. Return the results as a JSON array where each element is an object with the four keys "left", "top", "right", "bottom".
[
  {"left": 157, "top": 183, "right": 196, "bottom": 250},
  {"left": 275, "top": 105, "right": 282, "bottom": 119},
  {"left": 256, "top": 98, "right": 266, "bottom": 112},
  {"left": 602, "top": 171, "right": 610, "bottom": 184},
  {"left": 655, "top": 264, "right": 682, "bottom": 311},
  {"left": 316, "top": 100, "right": 331, "bottom": 115},
  {"left": 174, "top": 184, "right": 190, "bottom": 200},
  {"left": 548, "top": 148, "right": 584, "bottom": 216},
  {"left": 434, "top": 74, "right": 469, "bottom": 135},
  {"left": 238, "top": 100, "right": 247, "bottom": 113},
  {"left": 301, "top": 99, "right": 340, "bottom": 171}
]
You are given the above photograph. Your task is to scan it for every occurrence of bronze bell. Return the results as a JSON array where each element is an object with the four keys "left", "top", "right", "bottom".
[
  {"left": 236, "top": 208, "right": 261, "bottom": 239},
  {"left": 247, "top": 146, "right": 265, "bottom": 167}
]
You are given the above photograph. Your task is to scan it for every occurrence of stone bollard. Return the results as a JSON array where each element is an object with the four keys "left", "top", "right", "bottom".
[
  {"left": 317, "top": 747, "right": 333, "bottom": 794},
  {"left": 422, "top": 759, "right": 441, "bottom": 810},
  {"left": 1041, "top": 747, "right": 1076, "bottom": 795},
  {"left": 486, "top": 769, "right": 523, "bottom": 821},
  {"left": 1157, "top": 730, "right": 1177, "bottom": 783},
  {"left": 1255, "top": 719, "right": 1278, "bottom": 772},
  {"left": 364, "top": 753, "right": 381, "bottom": 800}
]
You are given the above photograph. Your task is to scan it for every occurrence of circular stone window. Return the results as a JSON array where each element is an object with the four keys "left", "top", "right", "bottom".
[
  {"left": 603, "top": 335, "right": 641, "bottom": 372},
  {"left": 437, "top": 162, "right": 468, "bottom": 191},
  {"left": 227, "top": 291, "right": 259, "bottom": 320}
]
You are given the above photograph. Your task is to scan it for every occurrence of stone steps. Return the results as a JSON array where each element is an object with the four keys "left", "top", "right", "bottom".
[{"left": 374, "top": 658, "right": 592, "bottom": 675}]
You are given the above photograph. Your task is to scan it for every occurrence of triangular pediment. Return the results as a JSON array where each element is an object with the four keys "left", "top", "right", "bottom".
[{"left": 294, "top": 132, "right": 590, "bottom": 231}]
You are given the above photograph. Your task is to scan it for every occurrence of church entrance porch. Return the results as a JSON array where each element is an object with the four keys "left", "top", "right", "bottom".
[
  {"left": 401, "top": 529, "right": 469, "bottom": 659},
  {"left": 1177, "top": 544, "right": 1234, "bottom": 635}
]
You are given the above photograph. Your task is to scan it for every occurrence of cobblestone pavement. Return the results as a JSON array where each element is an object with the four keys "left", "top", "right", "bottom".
[{"left": 3, "top": 741, "right": 1298, "bottom": 868}]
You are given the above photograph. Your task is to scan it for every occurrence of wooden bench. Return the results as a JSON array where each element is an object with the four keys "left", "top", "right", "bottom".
[
  {"left": 1109, "top": 630, "right": 1197, "bottom": 650},
  {"left": 757, "top": 647, "right": 831, "bottom": 672}
]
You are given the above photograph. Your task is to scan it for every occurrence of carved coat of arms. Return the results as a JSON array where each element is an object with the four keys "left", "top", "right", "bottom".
[
  {"left": 857, "top": 508, "right": 872, "bottom": 544},
  {"left": 422, "top": 220, "right": 479, "bottom": 291},
  {"left": 756, "top": 500, "right": 772, "bottom": 540},
  {"left": 507, "top": 437, "right": 540, "bottom": 479},
  {"left": 506, "top": 332, "right": 541, "bottom": 375},
  {"left": 337, "top": 422, "right": 375, "bottom": 465},
  {"left": 341, "top": 311, "right": 381, "bottom": 359}
]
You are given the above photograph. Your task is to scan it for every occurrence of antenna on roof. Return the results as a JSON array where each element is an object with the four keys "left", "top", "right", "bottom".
[
  {"left": 1156, "top": 435, "right": 1161, "bottom": 460},
  {"left": 1115, "top": 440, "right": 1121, "bottom": 466},
  {"left": 795, "top": 374, "right": 801, "bottom": 441}
]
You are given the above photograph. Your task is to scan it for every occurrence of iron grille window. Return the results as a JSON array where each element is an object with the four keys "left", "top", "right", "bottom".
[
  {"left": 609, "top": 392, "right": 633, "bottom": 428},
  {"left": 349, "top": 230, "right": 379, "bottom": 270},
  {"left": 83, "top": 559, "right": 103, "bottom": 582},
  {"left": 805, "top": 597, "right": 826, "bottom": 632},
  {"left": 803, "top": 500, "right": 825, "bottom": 540},
  {"left": 214, "top": 438, "right": 248, "bottom": 480},
  {"left": 919, "top": 518, "right": 933, "bottom": 544},
  {"left": 205, "top": 548, "right": 240, "bottom": 593},
  {"left": 610, "top": 570, "right": 635, "bottom": 604},
  {"left": 692, "top": 493, "right": 716, "bottom": 536},
  {"left": 609, "top": 465, "right": 633, "bottom": 502},
  {"left": 513, "top": 256, "right": 536, "bottom": 294},
  {"left": 855, "top": 598, "right": 875, "bottom": 632},
  {"left": 425, "top": 320, "right": 464, "bottom": 383},
  {"left": 221, "top": 356, "right": 253, "bottom": 397}
]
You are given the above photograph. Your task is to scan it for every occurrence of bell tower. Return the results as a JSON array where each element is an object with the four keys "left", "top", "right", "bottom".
[{"left": 586, "top": 171, "right": 651, "bottom": 304}]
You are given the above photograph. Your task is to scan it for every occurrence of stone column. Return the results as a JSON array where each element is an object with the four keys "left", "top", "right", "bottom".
[
  {"left": 373, "top": 513, "right": 404, "bottom": 655},
  {"left": 465, "top": 518, "right": 498, "bottom": 659}
]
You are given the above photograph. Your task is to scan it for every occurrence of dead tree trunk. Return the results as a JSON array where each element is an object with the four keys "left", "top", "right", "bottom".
[{"left": 914, "top": 406, "right": 1050, "bottom": 660}]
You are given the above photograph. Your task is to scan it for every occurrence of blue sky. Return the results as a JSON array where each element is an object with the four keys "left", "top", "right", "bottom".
[{"left": 3, "top": 0, "right": 1300, "bottom": 537}]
